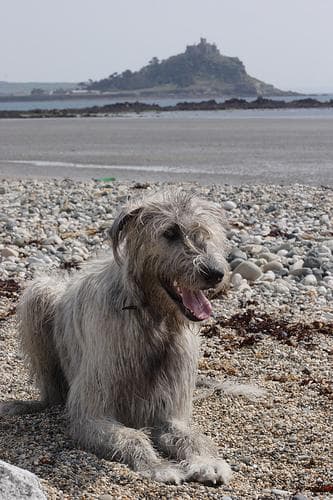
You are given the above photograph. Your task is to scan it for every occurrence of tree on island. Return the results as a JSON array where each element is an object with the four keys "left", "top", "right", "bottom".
[{"left": 30, "top": 88, "right": 46, "bottom": 96}]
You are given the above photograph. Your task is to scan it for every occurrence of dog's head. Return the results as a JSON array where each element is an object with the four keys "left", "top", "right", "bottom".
[{"left": 109, "top": 190, "right": 230, "bottom": 322}]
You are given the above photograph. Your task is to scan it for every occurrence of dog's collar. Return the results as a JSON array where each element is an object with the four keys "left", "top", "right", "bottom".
[{"left": 122, "top": 304, "right": 138, "bottom": 311}]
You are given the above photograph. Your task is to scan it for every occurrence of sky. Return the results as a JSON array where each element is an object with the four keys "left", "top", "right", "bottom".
[{"left": 1, "top": 0, "right": 332, "bottom": 93}]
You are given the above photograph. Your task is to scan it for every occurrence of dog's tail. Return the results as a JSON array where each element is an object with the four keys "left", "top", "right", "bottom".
[
  {"left": 0, "top": 276, "right": 68, "bottom": 416},
  {"left": 195, "top": 375, "right": 266, "bottom": 401}
]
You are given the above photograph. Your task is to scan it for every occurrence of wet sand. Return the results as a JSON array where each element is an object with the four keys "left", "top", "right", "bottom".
[{"left": 0, "top": 114, "right": 332, "bottom": 185}]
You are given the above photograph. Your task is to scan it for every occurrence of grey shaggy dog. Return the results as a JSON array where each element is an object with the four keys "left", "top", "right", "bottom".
[{"left": 1, "top": 190, "right": 233, "bottom": 485}]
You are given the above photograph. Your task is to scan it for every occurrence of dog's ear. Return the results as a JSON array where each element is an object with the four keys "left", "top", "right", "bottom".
[{"left": 108, "top": 207, "right": 142, "bottom": 264}]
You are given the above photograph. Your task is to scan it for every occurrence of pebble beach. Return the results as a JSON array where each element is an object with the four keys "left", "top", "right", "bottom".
[{"left": 0, "top": 178, "right": 332, "bottom": 499}]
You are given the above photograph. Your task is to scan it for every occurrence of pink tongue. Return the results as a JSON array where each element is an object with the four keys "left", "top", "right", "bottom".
[{"left": 181, "top": 288, "right": 212, "bottom": 320}]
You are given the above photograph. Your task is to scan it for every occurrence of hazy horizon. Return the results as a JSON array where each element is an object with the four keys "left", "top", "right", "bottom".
[{"left": 1, "top": 0, "right": 333, "bottom": 94}]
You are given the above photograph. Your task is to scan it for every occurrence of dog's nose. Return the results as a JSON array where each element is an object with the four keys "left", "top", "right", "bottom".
[{"left": 202, "top": 267, "right": 224, "bottom": 286}]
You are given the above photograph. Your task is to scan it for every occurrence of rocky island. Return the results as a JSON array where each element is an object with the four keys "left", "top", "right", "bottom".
[{"left": 83, "top": 38, "right": 292, "bottom": 98}]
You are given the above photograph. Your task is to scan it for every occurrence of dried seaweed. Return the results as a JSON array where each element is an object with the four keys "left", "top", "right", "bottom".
[
  {"left": 0, "top": 279, "right": 20, "bottom": 321},
  {"left": 201, "top": 308, "right": 333, "bottom": 349},
  {"left": 0, "top": 279, "right": 20, "bottom": 299}
]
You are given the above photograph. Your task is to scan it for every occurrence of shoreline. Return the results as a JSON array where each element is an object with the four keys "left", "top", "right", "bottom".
[
  {"left": 1, "top": 97, "right": 333, "bottom": 118},
  {"left": 1, "top": 115, "right": 332, "bottom": 186},
  {"left": 1, "top": 165, "right": 333, "bottom": 187}
]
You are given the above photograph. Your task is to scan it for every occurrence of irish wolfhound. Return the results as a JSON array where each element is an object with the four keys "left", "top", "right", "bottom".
[{"left": 1, "top": 190, "right": 232, "bottom": 485}]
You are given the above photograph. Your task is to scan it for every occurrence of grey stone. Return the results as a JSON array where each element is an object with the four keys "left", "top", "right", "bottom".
[
  {"left": 265, "top": 203, "right": 279, "bottom": 213},
  {"left": 223, "top": 200, "right": 237, "bottom": 211},
  {"left": 242, "top": 244, "right": 263, "bottom": 255},
  {"left": 0, "top": 247, "right": 19, "bottom": 258},
  {"left": 276, "top": 249, "right": 289, "bottom": 257},
  {"left": 289, "top": 259, "right": 304, "bottom": 272},
  {"left": 325, "top": 239, "right": 333, "bottom": 250},
  {"left": 303, "top": 274, "right": 317, "bottom": 286},
  {"left": 303, "top": 256, "right": 321, "bottom": 269},
  {"left": 231, "top": 273, "right": 243, "bottom": 289},
  {"left": 27, "top": 257, "right": 46, "bottom": 266},
  {"left": 0, "top": 460, "right": 46, "bottom": 499},
  {"left": 259, "top": 251, "right": 278, "bottom": 262},
  {"left": 261, "top": 271, "right": 276, "bottom": 282},
  {"left": 274, "top": 283, "right": 290, "bottom": 295},
  {"left": 42, "top": 234, "right": 63, "bottom": 246},
  {"left": 13, "top": 238, "right": 26, "bottom": 248},
  {"left": 262, "top": 261, "right": 284, "bottom": 273},
  {"left": 290, "top": 268, "right": 312, "bottom": 278},
  {"left": 290, "top": 495, "right": 308, "bottom": 500},
  {"left": 271, "top": 488, "right": 291, "bottom": 497},
  {"left": 321, "top": 214, "right": 330, "bottom": 225},
  {"left": 4, "top": 221, "right": 16, "bottom": 231},
  {"left": 3, "top": 262, "right": 19, "bottom": 272},
  {"left": 229, "top": 248, "right": 247, "bottom": 261},
  {"left": 312, "top": 268, "right": 323, "bottom": 280},
  {"left": 272, "top": 242, "right": 293, "bottom": 252},
  {"left": 230, "top": 258, "right": 246, "bottom": 270},
  {"left": 233, "top": 261, "right": 262, "bottom": 282},
  {"left": 316, "top": 245, "right": 331, "bottom": 256}
]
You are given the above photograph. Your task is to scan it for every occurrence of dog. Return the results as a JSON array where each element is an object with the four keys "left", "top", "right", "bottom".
[{"left": 1, "top": 190, "right": 232, "bottom": 485}]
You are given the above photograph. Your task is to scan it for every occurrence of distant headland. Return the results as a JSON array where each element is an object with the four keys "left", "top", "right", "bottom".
[
  {"left": 81, "top": 38, "right": 295, "bottom": 98},
  {"left": 0, "top": 39, "right": 300, "bottom": 102}
]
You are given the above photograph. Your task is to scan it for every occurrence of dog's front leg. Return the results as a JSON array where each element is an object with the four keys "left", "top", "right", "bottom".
[
  {"left": 154, "top": 419, "right": 232, "bottom": 485},
  {"left": 70, "top": 415, "right": 185, "bottom": 484}
]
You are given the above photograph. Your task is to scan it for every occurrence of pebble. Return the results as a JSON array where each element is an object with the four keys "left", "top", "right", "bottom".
[
  {"left": 271, "top": 488, "right": 292, "bottom": 497},
  {"left": 233, "top": 261, "right": 263, "bottom": 282},
  {"left": 223, "top": 200, "right": 237, "bottom": 211},
  {"left": 42, "top": 234, "right": 63, "bottom": 246},
  {"left": 262, "top": 261, "right": 284, "bottom": 273},
  {"left": 289, "top": 260, "right": 304, "bottom": 272},
  {"left": 261, "top": 271, "right": 276, "bottom": 282},
  {"left": 303, "top": 256, "right": 322, "bottom": 269},
  {"left": 302, "top": 274, "right": 317, "bottom": 286},
  {"left": 229, "top": 248, "right": 247, "bottom": 260},
  {"left": 1, "top": 247, "right": 19, "bottom": 258},
  {"left": 230, "top": 258, "right": 245, "bottom": 270},
  {"left": 231, "top": 273, "right": 243, "bottom": 289},
  {"left": 289, "top": 268, "right": 311, "bottom": 278}
]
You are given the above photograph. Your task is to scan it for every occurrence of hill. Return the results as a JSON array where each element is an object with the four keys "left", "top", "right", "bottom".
[
  {"left": 0, "top": 81, "right": 77, "bottom": 96},
  {"left": 83, "top": 39, "right": 292, "bottom": 97}
]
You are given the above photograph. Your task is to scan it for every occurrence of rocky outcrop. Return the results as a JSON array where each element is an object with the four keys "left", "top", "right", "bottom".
[
  {"left": 83, "top": 38, "right": 292, "bottom": 96},
  {"left": 0, "top": 460, "right": 46, "bottom": 500},
  {"left": 1, "top": 97, "right": 332, "bottom": 118}
]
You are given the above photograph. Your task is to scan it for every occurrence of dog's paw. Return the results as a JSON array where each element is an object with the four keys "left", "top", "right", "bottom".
[
  {"left": 185, "top": 457, "right": 232, "bottom": 485},
  {"left": 141, "top": 463, "right": 185, "bottom": 484}
]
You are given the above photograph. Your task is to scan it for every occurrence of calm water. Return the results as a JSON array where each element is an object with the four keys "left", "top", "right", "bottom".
[
  {"left": 0, "top": 114, "right": 332, "bottom": 185},
  {"left": 0, "top": 94, "right": 333, "bottom": 111}
]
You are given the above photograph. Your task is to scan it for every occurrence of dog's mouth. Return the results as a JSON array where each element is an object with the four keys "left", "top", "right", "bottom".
[{"left": 162, "top": 281, "right": 213, "bottom": 322}]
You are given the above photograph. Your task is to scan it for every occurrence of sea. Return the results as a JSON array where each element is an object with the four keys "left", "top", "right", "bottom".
[{"left": 0, "top": 94, "right": 332, "bottom": 185}]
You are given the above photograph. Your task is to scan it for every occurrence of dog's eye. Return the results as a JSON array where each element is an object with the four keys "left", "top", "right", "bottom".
[{"left": 163, "top": 225, "right": 181, "bottom": 241}]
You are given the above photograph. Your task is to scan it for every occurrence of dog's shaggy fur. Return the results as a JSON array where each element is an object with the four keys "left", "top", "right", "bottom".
[{"left": 1, "top": 191, "right": 233, "bottom": 484}]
